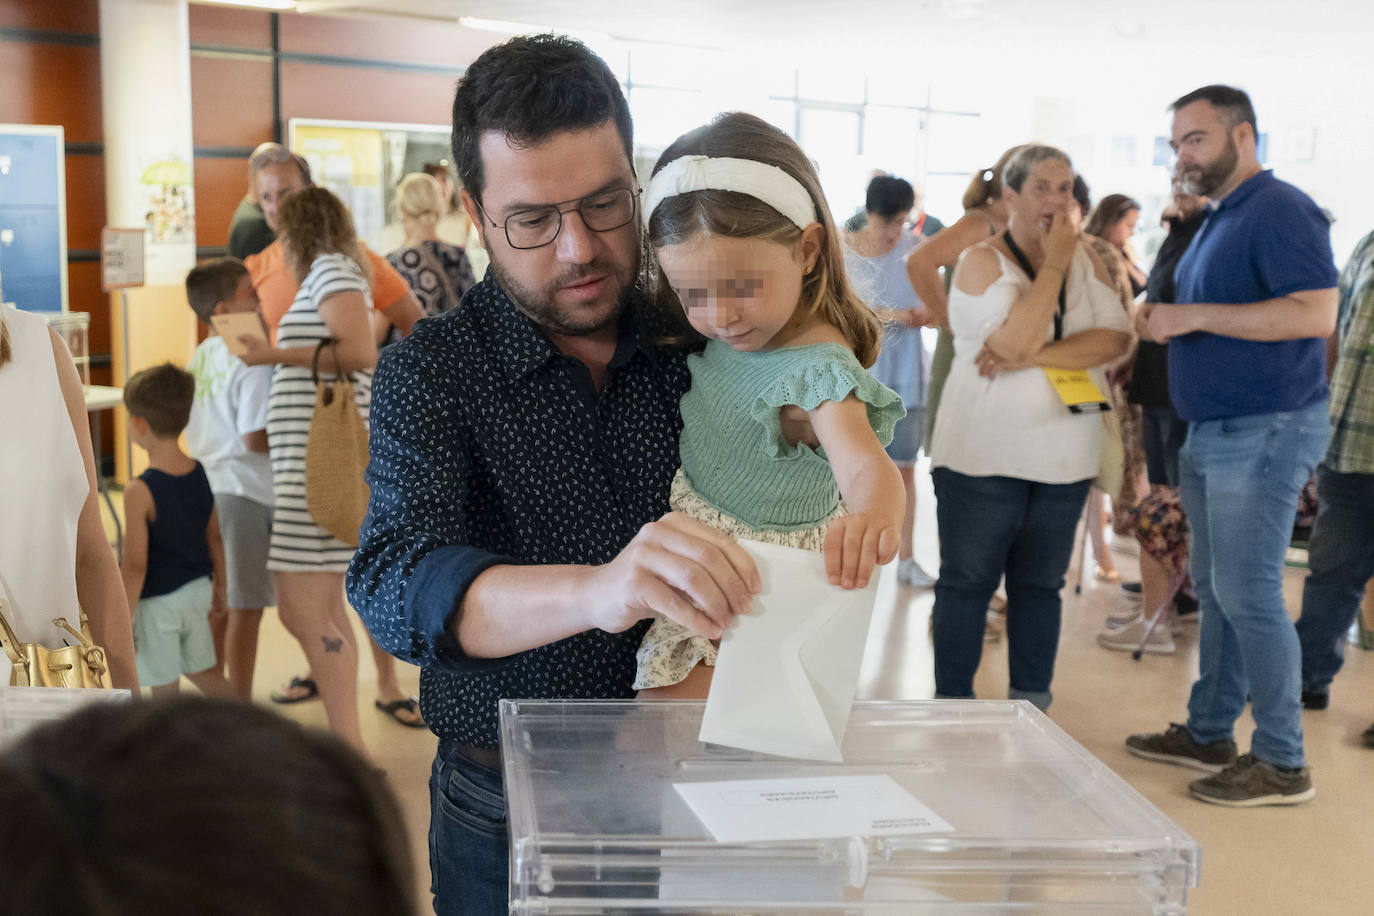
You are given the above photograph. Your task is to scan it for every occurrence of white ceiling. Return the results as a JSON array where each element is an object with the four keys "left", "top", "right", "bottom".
[{"left": 282, "top": 0, "right": 1374, "bottom": 70}]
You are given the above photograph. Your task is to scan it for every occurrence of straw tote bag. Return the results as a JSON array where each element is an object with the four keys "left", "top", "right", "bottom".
[
  {"left": 0, "top": 598, "right": 112, "bottom": 689},
  {"left": 304, "top": 339, "right": 371, "bottom": 547}
]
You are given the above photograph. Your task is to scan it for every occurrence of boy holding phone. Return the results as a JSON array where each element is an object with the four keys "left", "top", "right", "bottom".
[{"left": 184, "top": 257, "right": 274, "bottom": 699}]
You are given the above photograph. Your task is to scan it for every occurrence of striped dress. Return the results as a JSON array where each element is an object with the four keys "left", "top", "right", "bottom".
[{"left": 266, "top": 252, "right": 373, "bottom": 572}]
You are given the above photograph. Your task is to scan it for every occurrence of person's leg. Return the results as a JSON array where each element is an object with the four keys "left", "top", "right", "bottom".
[
  {"left": 208, "top": 603, "right": 228, "bottom": 678},
  {"left": 369, "top": 634, "right": 424, "bottom": 725},
  {"left": 429, "top": 742, "right": 509, "bottom": 916},
  {"left": 149, "top": 681, "right": 180, "bottom": 699},
  {"left": 1296, "top": 466, "right": 1374, "bottom": 698},
  {"left": 225, "top": 608, "right": 263, "bottom": 700},
  {"left": 1086, "top": 488, "right": 1117, "bottom": 579},
  {"left": 897, "top": 464, "right": 917, "bottom": 562},
  {"left": 1002, "top": 478, "right": 1091, "bottom": 709},
  {"left": 1185, "top": 405, "right": 1329, "bottom": 769},
  {"left": 276, "top": 570, "right": 365, "bottom": 755},
  {"left": 185, "top": 665, "right": 235, "bottom": 698},
  {"left": 931, "top": 468, "right": 1024, "bottom": 699}
]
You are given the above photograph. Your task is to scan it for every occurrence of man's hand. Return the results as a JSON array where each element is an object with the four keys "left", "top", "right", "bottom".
[
  {"left": 823, "top": 512, "right": 897, "bottom": 589},
  {"left": 583, "top": 512, "right": 760, "bottom": 640},
  {"left": 1142, "top": 303, "right": 1199, "bottom": 343}
]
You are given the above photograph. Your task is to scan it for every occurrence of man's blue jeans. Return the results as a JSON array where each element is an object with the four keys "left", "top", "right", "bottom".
[
  {"left": 931, "top": 467, "right": 1091, "bottom": 709},
  {"left": 1179, "top": 402, "right": 1330, "bottom": 769},
  {"left": 430, "top": 742, "right": 508, "bottom": 916},
  {"left": 1296, "top": 464, "right": 1374, "bottom": 694}
]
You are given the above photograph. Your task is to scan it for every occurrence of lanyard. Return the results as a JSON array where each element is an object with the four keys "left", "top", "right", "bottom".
[{"left": 1002, "top": 231, "right": 1066, "bottom": 341}]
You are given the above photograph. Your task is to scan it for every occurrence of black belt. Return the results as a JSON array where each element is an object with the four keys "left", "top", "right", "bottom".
[{"left": 455, "top": 743, "right": 502, "bottom": 770}]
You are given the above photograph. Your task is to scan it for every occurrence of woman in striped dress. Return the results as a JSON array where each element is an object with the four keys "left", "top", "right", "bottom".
[{"left": 239, "top": 187, "right": 376, "bottom": 754}]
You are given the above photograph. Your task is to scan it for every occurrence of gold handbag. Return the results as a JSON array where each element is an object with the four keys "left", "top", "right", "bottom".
[
  {"left": 304, "top": 339, "right": 371, "bottom": 547},
  {"left": 0, "top": 598, "right": 113, "bottom": 689}
]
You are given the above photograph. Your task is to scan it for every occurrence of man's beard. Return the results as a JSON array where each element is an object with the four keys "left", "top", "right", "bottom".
[
  {"left": 486, "top": 250, "right": 639, "bottom": 337},
  {"left": 1182, "top": 137, "right": 1238, "bottom": 197}
]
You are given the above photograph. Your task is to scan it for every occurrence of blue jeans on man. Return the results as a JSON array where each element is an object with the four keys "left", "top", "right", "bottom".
[
  {"left": 1178, "top": 402, "right": 1330, "bottom": 769},
  {"left": 931, "top": 467, "right": 1091, "bottom": 709},
  {"left": 429, "top": 742, "right": 508, "bottom": 916},
  {"left": 1295, "top": 464, "right": 1374, "bottom": 697}
]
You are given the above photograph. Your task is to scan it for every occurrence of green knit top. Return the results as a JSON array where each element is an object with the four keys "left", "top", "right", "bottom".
[{"left": 678, "top": 340, "right": 904, "bottom": 531}]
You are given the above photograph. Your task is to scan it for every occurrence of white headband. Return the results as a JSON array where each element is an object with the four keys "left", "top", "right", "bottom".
[{"left": 642, "top": 155, "right": 818, "bottom": 231}]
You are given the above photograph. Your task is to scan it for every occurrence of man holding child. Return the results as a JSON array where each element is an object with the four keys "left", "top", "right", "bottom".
[{"left": 347, "top": 34, "right": 759, "bottom": 915}]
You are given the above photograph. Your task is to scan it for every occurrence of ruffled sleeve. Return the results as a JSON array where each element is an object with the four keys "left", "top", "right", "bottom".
[{"left": 749, "top": 344, "right": 905, "bottom": 459}]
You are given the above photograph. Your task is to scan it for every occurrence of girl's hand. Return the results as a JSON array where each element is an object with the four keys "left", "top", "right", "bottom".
[{"left": 823, "top": 512, "right": 898, "bottom": 589}]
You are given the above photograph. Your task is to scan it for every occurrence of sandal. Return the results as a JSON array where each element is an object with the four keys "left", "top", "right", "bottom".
[
  {"left": 375, "top": 697, "right": 427, "bottom": 729},
  {"left": 270, "top": 676, "right": 318, "bottom": 704}
]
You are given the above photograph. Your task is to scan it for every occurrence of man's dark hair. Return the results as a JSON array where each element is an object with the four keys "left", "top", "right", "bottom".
[
  {"left": 1170, "top": 84, "right": 1258, "bottom": 136},
  {"left": 450, "top": 34, "right": 633, "bottom": 205},
  {"left": 184, "top": 257, "right": 248, "bottom": 325},
  {"left": 123, "top": 362, "right": 195, "bottom": 438},
  {"left": 864, "top": 176, "right": 915, "bottom": 220}
]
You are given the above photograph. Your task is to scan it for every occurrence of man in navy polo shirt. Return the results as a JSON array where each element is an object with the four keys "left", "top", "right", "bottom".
[{"left": 1124, "top": 85, "right": 1337, "bottom": 807}]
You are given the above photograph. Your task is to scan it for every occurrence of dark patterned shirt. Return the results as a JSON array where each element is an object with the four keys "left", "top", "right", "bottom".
[{"left": 346, "top": 276, "right": 692, "bottom": 747}]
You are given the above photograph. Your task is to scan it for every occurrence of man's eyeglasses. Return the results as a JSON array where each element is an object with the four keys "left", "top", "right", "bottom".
[{"left": 474, "top": 187, "right": 640, "bottom": 250}]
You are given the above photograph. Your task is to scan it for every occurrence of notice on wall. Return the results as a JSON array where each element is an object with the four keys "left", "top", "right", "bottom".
[{"left": 101, "top": 227, "right": 145, "bottom": 291}]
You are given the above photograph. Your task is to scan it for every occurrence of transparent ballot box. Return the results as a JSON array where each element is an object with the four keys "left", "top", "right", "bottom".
[
  {"left": 500, "top": 699, "right": 1199, "bottom": 914},
  {"left": 44, "top": 310, "right": 91, "bottom": 387}
]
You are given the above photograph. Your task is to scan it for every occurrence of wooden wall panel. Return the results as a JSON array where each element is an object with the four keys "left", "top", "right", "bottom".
[
  {"left": 194, "top": 157, "right": 252, "bottom": 250},
  {"left": 190, "top": 56, "right": 275, "bottom": 148},
  {"left": 279, "top": 61, "right": 455, "bottom": 128},
  {"left": 278, "top": 12, "right": 489, "bottom": 71},
  {"left": 0, "top": 0, "right": 98, "bottom": 33},
  {"left": 64, "top": 154, "right": 106, "bottom": 252},
  {"left": 187, "top": 4, "right": 272, "bottom": 49},
  {"left": 0, "top": 43, "right": 103, "bottom": 143}
]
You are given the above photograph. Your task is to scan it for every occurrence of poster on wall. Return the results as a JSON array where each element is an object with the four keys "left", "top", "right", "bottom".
[
  {"left": 289, "top": 118, "right": 451, "bottom": 251},
  {"left": 291, "top": 122, "right": 387, "bottom": 245},
  {"left": 0, "top": 124, "right": 68, "bottom": 313},
  {"left": 101, "top": 227, "right": 146, "bottom": 291}
]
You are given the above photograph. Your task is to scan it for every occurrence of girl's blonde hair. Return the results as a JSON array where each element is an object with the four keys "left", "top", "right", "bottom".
[
  {"left": 275, "top": 187, "right": 372, "bottom": 286},
  {"left": 646, "top": 112, "right": 882, "bottom": 368},
  {"left": 395, "top": 172, "right": 445, "bottom": 226}
]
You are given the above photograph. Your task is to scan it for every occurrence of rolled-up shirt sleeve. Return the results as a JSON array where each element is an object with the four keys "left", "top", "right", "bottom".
[{"left": 346, "top": 338, "right": 515, "bottom": 673}]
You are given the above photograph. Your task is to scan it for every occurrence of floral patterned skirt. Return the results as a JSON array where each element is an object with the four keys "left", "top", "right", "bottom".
[
  {"left": 1130, "top": 488, "right": 1189, "bottom": 574},
  {"left": 633, "top": 470, "right": 840, "bottom": 690}
]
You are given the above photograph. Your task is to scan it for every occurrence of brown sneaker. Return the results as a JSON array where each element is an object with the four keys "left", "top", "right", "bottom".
[
  {"left": 1189, "top": 754, "right": 1315, "bottom": 807},
  {"left": 1125, "top": 723, "right": 1238, "bottom": 773}
]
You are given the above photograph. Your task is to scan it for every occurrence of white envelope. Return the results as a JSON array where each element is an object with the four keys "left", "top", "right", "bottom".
[{"left": 698, "top": 539, "right": 879, "bottom": 762}]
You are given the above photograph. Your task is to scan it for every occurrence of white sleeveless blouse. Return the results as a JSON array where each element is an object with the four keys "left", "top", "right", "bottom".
[{"left": 0, "top": 304, "right": 88, "bottom": 659}]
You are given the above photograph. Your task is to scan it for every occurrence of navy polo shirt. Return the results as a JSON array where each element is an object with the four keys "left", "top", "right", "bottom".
[{"left": 1168, "top": 170, "right": 1337, "bottom": 422}]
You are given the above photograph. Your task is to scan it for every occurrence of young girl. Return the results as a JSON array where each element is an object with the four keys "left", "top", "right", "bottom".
[{"left": 635, "top": 112, "right": 906, "bottom": 698}]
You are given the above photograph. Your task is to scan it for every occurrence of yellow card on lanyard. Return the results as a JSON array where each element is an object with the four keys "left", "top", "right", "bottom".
[{"left": 1042, "top": 367, "right": 1111, "bottom": 414}]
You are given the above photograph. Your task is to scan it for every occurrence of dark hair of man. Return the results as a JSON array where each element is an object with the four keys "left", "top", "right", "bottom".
[
  {"left": 865, "top": 176, "right": 916, "bottom": 220},
  {"left": 123, "top": 362, "right": 195, "bottom": 437},
  {"left": 1169, "top": 84, "right": 1258, "bottom": 136},
  {"left": 450, "top": 33, "right": 633, "bottom": 205},
  {"left": 1072, "top": 175, "right": 1092, "bottom": 218},
  {"left": 0, "top": 697, "right": 415, "bottom": 916},
  {"left": 185, "top": 257, "right": 249, "bottom": 325}
]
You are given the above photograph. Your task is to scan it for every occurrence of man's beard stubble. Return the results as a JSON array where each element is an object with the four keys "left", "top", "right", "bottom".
[
  {"left": 485, "top": 248, "right": 640, "bottom": 338},
  {"left": 1182, "top": 137, "right": 1239, "bottom": 198}
]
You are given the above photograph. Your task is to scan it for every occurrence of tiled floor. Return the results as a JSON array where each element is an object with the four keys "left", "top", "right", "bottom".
[{"left": 101, "top": 467, "right": 1374, "bottom": 914}]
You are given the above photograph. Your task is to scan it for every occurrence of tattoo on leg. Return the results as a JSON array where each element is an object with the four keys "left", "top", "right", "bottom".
[{"left": 322, "top": 636, "right": 343, "bottom": 654}]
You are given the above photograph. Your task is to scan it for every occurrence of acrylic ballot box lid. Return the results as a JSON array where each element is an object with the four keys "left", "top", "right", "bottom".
[{"left": 500, "top": 699, "right": 1199, "bottom": 915}]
